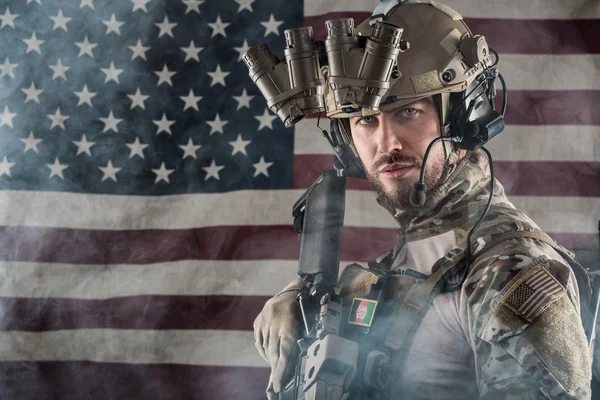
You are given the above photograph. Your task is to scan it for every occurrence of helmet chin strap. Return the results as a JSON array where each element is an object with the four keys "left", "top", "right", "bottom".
[
  {"left": 422, "top": 124, "right": 460, "bottom": 201},
  {"left": 424, "top": 93, "right": 462, "bottom": 198}
]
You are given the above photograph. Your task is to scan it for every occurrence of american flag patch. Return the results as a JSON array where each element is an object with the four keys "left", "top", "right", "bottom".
[{"left": 503, "top": 264, "right": 566, "bottom": 323}]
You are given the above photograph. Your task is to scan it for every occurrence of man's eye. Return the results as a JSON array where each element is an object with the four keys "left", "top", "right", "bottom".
[
  {"left": 402, "top": 108, "right": 417, "bottom": 116},
  {"left": 358, "top": 116, "right": 376, "bottom": 125}
]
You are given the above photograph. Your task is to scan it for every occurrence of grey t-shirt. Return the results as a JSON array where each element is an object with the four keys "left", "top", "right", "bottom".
[{"left": 386, "top": 229, "right": 480, "bottom": 399}]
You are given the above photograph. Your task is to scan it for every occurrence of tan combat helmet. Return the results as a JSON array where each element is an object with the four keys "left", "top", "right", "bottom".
[{"left": 327, "top": 0, "right": 495, "bottom": 127}]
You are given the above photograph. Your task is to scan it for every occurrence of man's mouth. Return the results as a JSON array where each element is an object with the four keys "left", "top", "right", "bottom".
[
  {"left": 379, "top": 163, "right": 414, "bottom": 179},
  {"left": 380, "top": 163, "right": 414, "bottom": 173}
]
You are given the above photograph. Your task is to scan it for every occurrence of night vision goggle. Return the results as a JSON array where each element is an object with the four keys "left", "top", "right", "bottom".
[{"left": 242, "top": 18, "right": 410, "bottom": 127}]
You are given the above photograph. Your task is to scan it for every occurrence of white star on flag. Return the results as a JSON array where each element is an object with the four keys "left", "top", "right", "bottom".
[
  {"left": 180, "top": 89, "right": 202, "bottom": 111},
  {"left": 202, "top": 160, "right": 225, "bottom": 181},
  {"left": 253, "top": 156, "right": 273, "bottom": 177},
  {"left": 80, "top": 0, "right": 95, "bottom": 9},
  {"left": 74, "top": 84, "right": 97, "bottom": 107},
  {"left": 47, "top": 158, "right": 68, "bottom": 179},
  {"left": 50, "top": 9, "right": 71, "bottom": 31},
  {"left": 208, "top": 65, "right": 230, "bottom": 86},
  {"left": 0, "top": 8, "right": 19, "bottom": 29},
  {"left": 235, "top": 0, "right": 255, "bottom": 12},
  {"left": 101, "top": 61, "right": 124, "bottom": 83},
  {"left": 22, "top": 82, "right": 43, "bottom": 104},
  {"left": 229, "top": 134, "right": 251, "bottom": 156},
  {"left": 23, "top": 32, "right": 45, "bottom": 54},
  {"left": 233, "top": 88, "right": 254, "bottom": 110},
  {"left": 255, "top": 108, "right": 277, "bottom": 130},
  {"left": 99, "top": 111, "right": 123, "bottom": 133},
  {"left": 20, "top": 131, "right": 43, "bottom": 153},
  {"left": 131, "top": 0, "right": 152, "bottom": 12},
  {"left": 75, "top": 35, "right": 97, "bottom": 57},
  {"left": 182, "top": 0, "right": 203, "bottom": 14},
  {"left": 152, "top": 162, "right": 175, "bottom": 183},
  {"left": 0, "top": 156, "right": 15, "bottom": 177},
  {"left": 129, "top": 40, "right": 150, "bottom": 61},
  {"left": 73, "top": 134, "right": 95, "bottom": 156},
  {"left": 49, "top": 58, "right": 70, "bottom": 80},
  {"left": 153, "top": 113, "right": 176, "bottom": 135},
  {"left": 98, "top": 160, "right": 121, "bottom": 182},
  {"left": 0, "top": 57, "right": 18, "bottom": 79},
  {"left": 47, "top": 108, "right": 69, "bottom": 130},
  {"left": 181, "top": 40, "right": 203, "bottom": 62},
  {"left": 126, "top": 137, "right": 148, "bottom": 159},
  {"left": 207, "top": 114, "right": 228, "bottom": 135},
  {"left": 261, "top": 14, "right": 283, "bottom": 36},
  {"left": 102, "top": 14, "right": 124, "bottom": 35},
  {"left": 234, "top": 40, "right": 250, "bottom": 61},
  {"left": 155, "top": 16, "right": 177, "bottom": 38},
  {"left": 208, "top": 15, "right": 229, "bottom": 37},
  {"left": 128, "top": 88, "right": 149, "bottom": 110},
  {"left": 154, "top": 65, "right": 177, "bottom": 86},
  {"left": 0, "top": 106, "right": 16, "bottom": 128},
  {"left": 179, "top": 138, "right": 202, "bottom": 159}
]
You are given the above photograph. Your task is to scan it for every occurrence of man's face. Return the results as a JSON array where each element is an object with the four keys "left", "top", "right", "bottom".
[{"left": 349, "top": 97, "right": 448, "bottom": 211}]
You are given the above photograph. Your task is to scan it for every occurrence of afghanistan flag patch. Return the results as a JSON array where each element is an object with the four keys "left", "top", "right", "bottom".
[{"left": 348, "top": 297, "right": 378, "bottom": 327}]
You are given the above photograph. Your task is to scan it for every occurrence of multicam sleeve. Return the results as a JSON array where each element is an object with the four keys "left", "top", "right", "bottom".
[{"left": 464, "top": 244, "right": 592, "bottom": 400}]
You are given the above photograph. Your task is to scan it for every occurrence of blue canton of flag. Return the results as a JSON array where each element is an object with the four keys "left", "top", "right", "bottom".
[{"left": 0, "top": 0, "right": 303, "bottom": 195}]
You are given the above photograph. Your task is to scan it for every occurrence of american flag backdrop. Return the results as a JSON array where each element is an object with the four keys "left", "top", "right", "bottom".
[{"left": 0, "top": 0, "right": 597, "bottom": 399}]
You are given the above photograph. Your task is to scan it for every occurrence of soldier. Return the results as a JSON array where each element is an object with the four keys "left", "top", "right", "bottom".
[{"left": 253, "top": 1, "right": 593, "bottom": 399}]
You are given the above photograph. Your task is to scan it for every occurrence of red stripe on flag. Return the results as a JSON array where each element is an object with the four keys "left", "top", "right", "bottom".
[
  {"left": 0, "top": 226, "right": 593, "bottom": 264},
  {"left": 293, "top": 155, "right": 600, "bottom": 197},
  {"left": 0, "top": 225, "right": 396, "bottom": 263},
  {"left": 0, "top": 295, "right": 269, "bottom": 332},
  {"left": 503, "top": 91, "right": 600, "bottom": 125},
  {"left": 0, "top": 362, "right": 269, "bottom": 400},
  {"left": 304, "top": 13, "right": 600, "bottom": 54}
]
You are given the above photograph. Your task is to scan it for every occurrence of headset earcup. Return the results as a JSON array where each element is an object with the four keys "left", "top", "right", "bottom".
[
  {"left": 330, "top": 119, "right": 347, "bottom": 146},
  {"left": 329, "top": 119, "right": 367, "bottom": 179}
]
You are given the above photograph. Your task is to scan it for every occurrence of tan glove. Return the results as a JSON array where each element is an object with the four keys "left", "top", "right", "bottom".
[
  {"left": 254, "top": 278, "right": 305, "bottom": 400},
  {"left": 337, "top": 263, "right": 379, "bottom": 300}
]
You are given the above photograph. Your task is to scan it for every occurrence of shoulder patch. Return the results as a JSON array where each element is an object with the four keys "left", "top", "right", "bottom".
[{"left": 501, "top": 263, "right": 565, "bottom": 323}]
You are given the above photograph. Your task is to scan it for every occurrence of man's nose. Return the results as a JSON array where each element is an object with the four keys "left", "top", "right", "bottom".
[{"left": 376, "top": 118, "right": 403, "bottom": 154}]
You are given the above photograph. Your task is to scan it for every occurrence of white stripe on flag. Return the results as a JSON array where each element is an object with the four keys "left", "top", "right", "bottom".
[
  {"left": 304, "top": 0, "right": 600, "bottom": 19},
  {"left": 498, "top": 55, "right": 600, "bottom": 91},
  {"left": 0, "top": 260, "right": 301, "bottom": 298},
  {"left": 0, "top": 329, "right": 266, "bottom": 367},
  {"left": 294, "top": 122, "right": 600, "bottom": 162},
  {"left": 0, "top": 190, "right": 598, "bottom": 234},
  {"left": 0, "top": 189, "right": 387, "bottom": 229}
]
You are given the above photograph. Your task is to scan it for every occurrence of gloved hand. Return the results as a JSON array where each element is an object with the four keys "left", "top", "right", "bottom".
[{"left": 254, "top": 278, "right": 305, "bottom": 400}]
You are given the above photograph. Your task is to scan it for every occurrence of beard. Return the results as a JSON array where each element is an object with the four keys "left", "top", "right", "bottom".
[{"left": 366, "top": 150, "right": 446, "bottom": 212}]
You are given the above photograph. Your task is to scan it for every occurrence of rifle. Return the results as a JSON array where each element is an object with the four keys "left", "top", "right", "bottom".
[{"left": 277, "top": 167, "right": 357, "bottom": 400}]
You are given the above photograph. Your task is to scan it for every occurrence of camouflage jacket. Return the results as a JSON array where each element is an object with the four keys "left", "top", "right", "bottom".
[{"left": 336, "top": 149, "right": 592, "bottom": 399}]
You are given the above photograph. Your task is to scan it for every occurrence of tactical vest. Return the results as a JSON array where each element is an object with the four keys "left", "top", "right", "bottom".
[{"left": 340, "top": 217, "right": 599, "bottom": 399}]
